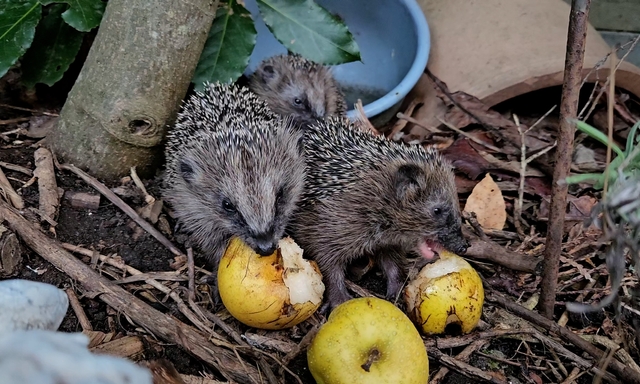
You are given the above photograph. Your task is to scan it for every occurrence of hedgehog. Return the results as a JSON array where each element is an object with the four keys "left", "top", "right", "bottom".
[
  {"left": 249, "top": 53, "right": 347, "bottom": 130},
  {"left": 163, "top": 82, "right": 306, "bottom": 300},
  {"left": 288, "top": 116, "right": 469, "bottom": 313}
]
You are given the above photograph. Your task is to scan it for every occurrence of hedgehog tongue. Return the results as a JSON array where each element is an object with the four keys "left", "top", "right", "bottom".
[{"left": 418, "top": 240, "right": 437, "bottom": 261}]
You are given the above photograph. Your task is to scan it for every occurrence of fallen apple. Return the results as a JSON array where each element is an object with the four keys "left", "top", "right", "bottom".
[
  {"left": 307, "top": 297, "right": 429, "bottom": 384},
  {"left": 217, "top": 236, "right": 325, "bottom": 330},
  {"left": 404, "top": 250, "right": 484, "bottom": 335}
]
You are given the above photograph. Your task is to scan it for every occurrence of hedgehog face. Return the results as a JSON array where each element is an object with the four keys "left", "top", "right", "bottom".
[
  {"left": 250, "top": 56, "right": 345, "bottom": 128},
  {"left": 390, "top": 163, "right": 468, "bottom": 259},
  {"left": 170, "top": 129, "right": 305, "bottom": 259}
]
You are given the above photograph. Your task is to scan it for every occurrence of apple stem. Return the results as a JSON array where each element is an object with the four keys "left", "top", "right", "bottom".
[{"left": 360, "top": 348, "right": 381, "bottom": 372}]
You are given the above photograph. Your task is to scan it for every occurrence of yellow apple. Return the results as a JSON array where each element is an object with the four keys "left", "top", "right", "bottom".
[
  {"left": 217, "top": 236, "right": 324, "bottom": 330},
  {"left": 307, "top": 297, "right": 429, "bottom": 384},
  {"left": 404, "top": 250, "right": 484, "bottom": 335}
]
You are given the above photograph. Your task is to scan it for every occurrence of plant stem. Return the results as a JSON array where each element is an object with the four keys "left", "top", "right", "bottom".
[{"left": 538, "top": 0, "right": 591, "bottom": 319}]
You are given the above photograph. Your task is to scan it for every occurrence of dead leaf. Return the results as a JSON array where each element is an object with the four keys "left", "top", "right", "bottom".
[
  {"left": 463, "top": 173, "right": 506, "bottom": 230},
  {"left": 442, "top": 138, "right": 493, "bottom": 180}
]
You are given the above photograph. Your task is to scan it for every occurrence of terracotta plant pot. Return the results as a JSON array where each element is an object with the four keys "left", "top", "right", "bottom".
[{"left": 409, "top": 0, "right": 640, "bottom": 130}]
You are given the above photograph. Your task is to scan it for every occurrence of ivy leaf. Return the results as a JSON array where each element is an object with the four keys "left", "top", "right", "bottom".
[
  {"left": 192, "top": 0, "right": 257, "bottom": 90},
  {"left": 256, "top": 0, "right": 360, "bottom": 65},
  {"left": 59, "top": 0, "right": 106, "bottom": 32},
  {"left": 20, "top": 4, "right": 84, "bottom": 87},
  {"left": 0, "top": 0, "right": 42, "bottom": 78}
]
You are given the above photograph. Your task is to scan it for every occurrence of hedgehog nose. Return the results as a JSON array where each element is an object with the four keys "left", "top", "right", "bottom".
[{"left": 255, "top": 242, "right": 277, "bottom": 256}]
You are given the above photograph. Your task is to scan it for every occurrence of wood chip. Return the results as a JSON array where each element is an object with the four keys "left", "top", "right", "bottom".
[
  {"left": 90, "top": 335, "right": 145, "bottom": 359},
  {"left": 0, "top": 225, "right": 22, "bottom": 277},
  {"left": 34, "top": 147, "right": 59, "bottom": 221},
  {"left": 0, "top": 166, "right": 24, "bottom": 209},
  {"left": 65, "top": 191, "right": 101, "bottom": 210}
]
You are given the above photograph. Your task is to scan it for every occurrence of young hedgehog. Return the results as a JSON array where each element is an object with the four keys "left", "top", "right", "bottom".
[
  {"left": 289, "top": 116, "right": 469, "bottom": 313},
  {"left": 249, "top": 53, "right": 347, "bottom": 130},
  {"left": 163, "top": 83, "right": 306, "bottom": 300}
]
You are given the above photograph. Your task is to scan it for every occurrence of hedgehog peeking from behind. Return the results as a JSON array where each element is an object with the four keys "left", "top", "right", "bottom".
[
  {"left": 249, "top": 53, "right": 347, "bottom": 130},
  {"left": 162, "top": 83, "right": 306, "bottom": 301},
  {"left": 288, "top": 116, "right": 469, "bottom": 314}
]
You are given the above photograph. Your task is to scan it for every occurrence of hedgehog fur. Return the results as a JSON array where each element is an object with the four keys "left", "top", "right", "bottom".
[
  {"left": 289, "top": 116, "right": 468, "bottom": 313},
  {"left": 249, "top": 53, "right": 347, "bottom": 129},
  {"left": 163, "top": 83, "right": 306, "bottom": 298}
]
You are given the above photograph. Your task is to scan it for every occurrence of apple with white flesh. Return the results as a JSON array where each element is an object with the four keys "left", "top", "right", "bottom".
[
  {"left": 404, "top": 250, "right": 484, "bottom": 335},
  {"left": 217, "top": 236, "right": 325, "bottom": 330}
]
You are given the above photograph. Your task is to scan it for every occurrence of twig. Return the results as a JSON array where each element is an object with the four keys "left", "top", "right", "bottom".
[
  {"left": 354, "top": 99, "right": 381, "bottom": 136},
  {"left": 66, "top": 288, "right": 93, "bottom": 332},
  {"left": 397, "top": 112, "right": 441, "bottom": 134},
  {"left": 0, "top": 161, "right": 33, "bottom": 176},
  {"left": 578, "top": 34, "right": 640, "bottom": 120},
  {"left": 539, "top": 0, "right": 591, "bottom": 319},
  {"left": 487, "top": 290, "right": 640, "bottom": 383},
  {"left": 187, "top": 247, "right": 196, "bottom": 302},
  {"left": 530, "top": 329, "right": 620, "bottom": 384},
  {"left": 475, "top": 351, "right": 546, "bottom": 370},
  {"left": 0, "top": 166, "right": 24, "bottom": 209},
  {"left": 427, "top": 347, "right": 508, "bottom": 384},
  {"left": 130, "top": 166, "right": 154, "bottom": 204},
  {"left": 34, "top": 148, "right": 59, "bottom": 223},
  {"left": 430, "top": 329, "right": 535, "bottom": 350},
  {"left": 430, "top": 339, "right": 489, "bottom": 384},
  {"left": 60, "top": 242, "right": 228, "bottom": 344},
  {"left": 425, "top": 68, "right": 512, "bottom": 148},
  {"left": 603, "top": 50, "right": 616, "bottom": 197},
  {"left": 0, "top": 117, "right": 31, "bottom": 126},
  {"left": 0, "top": 103, "right": 59, "bottom": 116},
  {"left": 513, "top": 112, "right": 557, "bottom": 237},
  {"left": 56, "top": 162, "right": 184, "bottom": 257},
  {"left": 0, "top": 199, "right": 261, "bottom": 383},
  {"left": 436, "top": 116, "right": 502, "bottom": 152}
]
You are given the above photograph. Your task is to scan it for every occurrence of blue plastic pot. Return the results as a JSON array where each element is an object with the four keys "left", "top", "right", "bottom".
[{"left": 243, "top": 0, "right": 431, "bottom": 125}]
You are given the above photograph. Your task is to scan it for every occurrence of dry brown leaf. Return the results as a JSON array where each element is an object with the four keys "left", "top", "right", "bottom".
[{"left": 463, "top": 173, "right": 506, "bottom": 230}]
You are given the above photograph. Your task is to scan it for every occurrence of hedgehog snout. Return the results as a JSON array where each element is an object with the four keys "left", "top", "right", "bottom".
[
  {"left": 250, "top": 232, "right": 278, "bottom": 256},
  {"left": 438, "top": 227, "right": 469, "bottom": 255}
]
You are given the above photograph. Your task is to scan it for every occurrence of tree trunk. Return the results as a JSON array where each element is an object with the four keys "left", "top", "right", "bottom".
[{"left": 48, "top": 0, "right": 219, "bottom": 181}]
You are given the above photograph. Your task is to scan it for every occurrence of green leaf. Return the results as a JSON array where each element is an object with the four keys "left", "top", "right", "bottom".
[
  {"left": 624, "top": 120, "right": 640, "bottom": 156},
  {"left": 564, "top": 173, "right": 604, "bottom": 185},
  {"left": 256, "top": 0, "right": 361, "bottom": 65},
  {"left": 0, "top": 0, "right": 42, "bottom": 78},
  {"left": 572, "top": 119, "right": 625, "bottom": 159},
  {"left": 20, "top": 4, "right": 84, "bottom": 87},
  {"left": 192, "top": 0, "right": 257, "bottom": 90},
  {"left": 58, "top": 0, "right": 106, "bottom": 32}
]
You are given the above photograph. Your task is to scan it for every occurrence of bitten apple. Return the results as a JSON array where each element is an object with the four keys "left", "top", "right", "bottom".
[
  {"left": 307, "top": 297, "right": 429, "bottom": 384},
  {"left": 217, "top": 236, "right": 324, "bottom": 330},
  {"left": 404, "top": 250, "right": 484, "bottom": 335}
]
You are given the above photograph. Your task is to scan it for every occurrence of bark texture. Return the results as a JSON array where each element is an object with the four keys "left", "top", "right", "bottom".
[
  {"left": 49, "top": 0, "right": 219, "bottom": 181},
  {"left": 539, "top": 0, "right": 591, "bottom": 319}
]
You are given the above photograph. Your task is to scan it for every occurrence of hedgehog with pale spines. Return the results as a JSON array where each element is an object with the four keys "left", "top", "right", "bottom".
[
  {"left": 289, "top": 116, "right": 469, "bottom": 314},
  {"left": 249, "top": 53, "right": 347, "bottom": 130},
  {"left": 163, "top": 83, "right": 306, "bottom": 300}
]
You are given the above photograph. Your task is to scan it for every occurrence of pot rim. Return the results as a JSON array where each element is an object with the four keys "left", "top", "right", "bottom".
[{"left": 346, "top": 0, "right": 431, "bottom": 120}]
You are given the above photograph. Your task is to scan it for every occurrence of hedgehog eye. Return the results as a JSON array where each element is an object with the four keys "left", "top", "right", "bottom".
[
  {"left": 222, "top": 199, "right": 236, "bottom": 214},
  {"left": 275, "top": 187, "right": 284, "bottom": 206},
  {"left": 434, "top": 207, "right": 442, "bottom": 216},
  {"left": 293, "top": 98, "right": 303, "bottom": 106}
]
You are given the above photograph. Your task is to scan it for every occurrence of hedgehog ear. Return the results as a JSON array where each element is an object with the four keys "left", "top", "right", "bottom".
[
  {"left": 260, "top": 65, "right": 276, "bottom": 83},
  {"left": 179, "top": 158, "right": 198, "bottom": 185},
  {"left": 394, "top": 164, "right": 425, "bottom": 200}
]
